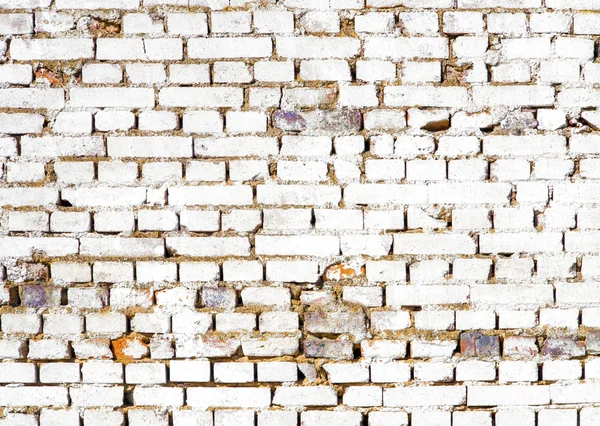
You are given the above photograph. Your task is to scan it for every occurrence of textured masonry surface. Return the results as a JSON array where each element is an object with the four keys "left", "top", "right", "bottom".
[{"left": 2, "top": 0, "right": 600, "bottom": 425}]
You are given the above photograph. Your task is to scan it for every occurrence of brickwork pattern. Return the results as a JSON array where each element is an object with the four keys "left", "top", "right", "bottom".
[{"left": 0, "top": 0, "right": 599, "bottom": 425}]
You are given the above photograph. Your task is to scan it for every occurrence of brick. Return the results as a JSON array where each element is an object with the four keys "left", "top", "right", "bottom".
[
  {"left": 468, "top": 385, "right": 549, "bottom": 406},
  {"left": 107, "top": 137, "right": 191, "bottom": 158},
  {"left": 254, "top": 11, "right": 294, "bottom": 33},
  {"left": 384, "top": 386, "right": 465, "bottom": 407},
  {"left": 169, "top": 186, "right": 252, "bottom": 206},
  {"left": 256, "top": 236, "right": 339, "bottom": 256},
  {"left": 484, "top": 135, "right": 566, "bottom": 157},
  {"left": 0, "top": 89, "right": 64, "bottom": 109},
  {"left": 459, "top": 0, "right": 540, "bottom": 6},
  {"left": 385, "top": 86, "right": 467, "bottom": 108},
  {"left": 96, "top": 38, "right": 182, "bottom": 61},
  {"left": 0, "top": 13, "right": 33, "bottom": 35},
  {"left": 473, "top": 86, "right": 555, "bottom": 107},
  {"left": 471, "top": 284, "right": 553, "bottom": 306},
  {"left": 387, "top": 285, "right": 469, "bottom": 306},
  {"left": 12, "top": 39, "right": 93, "bottom": 60},
  {"left": 21, "top": 136, "right": 104, "bottom": 158},
  {"left": 394, "top": 234, "right": 476, "bottom": 255},
  {"left": 167, "top": 237, "right": 250, "bottom": 257},
  {"left": 159, "top": 88, "right": 243, "bottom": 107},
  {"left": 0, "top": 386, "right": 69, "bottom": 407},
  {"left": 1, "top": 0, "right": 50, "bottom": 8},
  {"left": 188, "top": 38, "right": 272, "bottom": 58},
  {"left": 257, "top": 185, "right": 340, "bottom": 206},
  {"left": 56, "top": 0, "right": 139, "bottom": 8},
  {"left": 187, "top": 387, "right": 271, "bottom": 409},
  {"left": 273, "top": 109, "right": 362, "bottom": 134},
  {"left": 273, "top": 386, "right": 337, "bottom": 407},
  {"left": 0, "top": 64, "right": 32, "bottom": 85},
  {"left": 80, "top": 238, "right": 164, "bottom": 257},
  {"left": 123, "top": 13, "right": 164, "bottom": 33},
  {"left": 70, "top": 88, "right": 154, "bottom": 108},
  {"left": 277, "top": 36, "right": 360, "bottom": 58},
  {"left": 302, "top": 411, "right": 361, "bottom": 425},
  {"left": 70, "top": 385, "right": 124, "bottom": 407},
  {"left": 460, "top": 333, "right": 500, "bottom": 358},
  {"left": 480, "top": 233, "right": 563, "bottom": 254},
  {"left": 300, "top": 60, "right": 351, "bottom": 81},
  {"left": 169, "top": 64, "right": 210, "bottom": 84},
  {"left": 365, "top": 37, "right": 448, "bottom": 59}
]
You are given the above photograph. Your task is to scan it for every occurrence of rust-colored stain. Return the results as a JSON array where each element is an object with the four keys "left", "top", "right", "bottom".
[
  {"left": 324, "top": 263, "right": 364, "bottom": 281},
  {"left": 112, "top": 336, "right": 147, "bottom": 361},
  {"left": 35, "top": 69, "right": 60, "bottom": 85}
]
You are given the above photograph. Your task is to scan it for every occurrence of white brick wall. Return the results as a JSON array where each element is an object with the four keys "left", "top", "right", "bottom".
[{"left": 0, "top": 0, "right": 597, "bottom": 423}]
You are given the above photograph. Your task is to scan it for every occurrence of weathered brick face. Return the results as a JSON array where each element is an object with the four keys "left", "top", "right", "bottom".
[{"left": 0, "top": 0, "right": 598, "bottom": 425}]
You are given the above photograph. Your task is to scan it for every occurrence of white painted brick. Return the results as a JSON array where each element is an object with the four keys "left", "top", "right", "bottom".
[
  {"left": 340, "top": 84, "right": 378, "bottom": 107},
  {"left": 300, "top": 11, "right": 340, "bottom": 33},
  {"left": 443, "top": 12, "right": 484, "bottom": 35},
  {"left": 172, "top": 411, "right": 211, "bottom": 426},
  {"left": 355, "top": 13, "right": 394, "bottom": 33},
  {"left": 95, "top": 111, "right": 135, "bottom": 132},
  {"left": 8, "top": 211, "right": 49, "bottom": 232},
  {"left": 467, "top": 385, "right": 549, "bottom": 406},
  {"left": 12, "top": 39, "right": 93, "bottom": 60},
  {"left": 473, "top": 86, "right": 554, "bottom": 107},
  {"left": 126, "top": 64, "right": 167, "bottom": 85},
  {"left": 543, "top": 360, "right": 582, "bottom": 381},
  {"left": 214, "top": 362, "right": 254, "bottom": 383},
  {"left": 6, "top": 162, "right": 45, "bottom": 182},
  {"left": 254, "top": 11, "right": 294, "bottom": 33},
  {"left": 0, "top": 64, "right": 32, "bottom": 85},
  {"left": 365, "top": 37, "right": 448, "bottom": 59},
  {"left": 258, "top": 411, "right": 297, "bottom": 426},
  {"left": 55, "top": 0, "right": 138, "bottom": 8},
  {"left": 369, "top": 412, "right": 408, "bottom": 426},
  {"left": 414, "top": 362, "right": 453, "bottom": 382},
  {"left": 189, "top": 38, "right": 271, "bottom": 59},
  {"left": 213, "top": 61, "right": 252, "bottom": 84},
  {"left": 249, "top": 87, "right": 281, "bottom": 107},
  {"left": 70, "top": 88, "right": 154, "bottom": 108},
  {"left": 489, "top": 13, "right": 527, "bottom": 35},
  {"left": 169, "top": 64, "right": 210, "bottom": 84},
  {"left": 128, "top": 410, "right": 168, "bottom": 426},
  {"left": 255, "top": 61, "right": 294, "bottom": 82},
  {"left": 188, "top": 387, "right": 271, "bottom": 409},
  {"left": 496, "top": 410, "right": 535, "bottom": 426},
  {"left": 142, "top": 162, "right": 182, "bottom": 182},
  {"left": 107, "top": 136, "right": 191, "bottom": 158},
  {"left": 492, "top": 63, "right": 531, "bottom": 83},
  {"left": 499, "top": 360, "right": 538, "bottom": 382},
  {"left": 386, "top": 86, "right": 467, "bottom": 107},
  {"left": 300, "top": 60, "right": 351, "bottom": 81},
  {"left": 123, "top": 13, "right": 164, "bottom": 33},
  {"left": 125, "top": 363, "right": 167, "bottom": 384},
  {"left": 273, "top": 386, "right": 336, "bottom": 407},
  {"left": 456, "top": 360, "right": 496, "bottom": 381},
  {"left": 356, "top": 60, "right": 396, "bottom": 82},
  {"left": 278, "top": 36, "right": 360, "bottom": 59},
  {"left": 531, "top": 12, "right": 571, "bottom": 33},
  {"left": 167, "top": 13, "right": 207, "bottom": 35},
  {"left": 555, "top": 37, "right": 594, "bottom": 61}
]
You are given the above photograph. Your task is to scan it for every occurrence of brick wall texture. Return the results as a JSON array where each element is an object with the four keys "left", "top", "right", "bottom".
[{"left": 2, "top": 0, "right": 600, "bottom": 424}]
